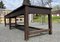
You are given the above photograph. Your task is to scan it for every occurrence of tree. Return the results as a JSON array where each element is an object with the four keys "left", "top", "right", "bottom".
[
  {"left": 30, "top": 0, "right": 52, "bottom": 7},
  {"left": 52, "top": 5, "right": 60, "bottom": 11},
  {"left": 0, "top": 1, "right": 5, "bottom": 23},
  {"left": 0, "top": 1, "right": 5, "bottom": 8}
]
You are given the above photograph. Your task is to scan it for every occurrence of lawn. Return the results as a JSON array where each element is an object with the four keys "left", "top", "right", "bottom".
[
  {"left": 52, "top": 16, "right": 60, "bottom": 23},
  {"left": 33, "top": 15, "right": 60, "bottom": 23}
]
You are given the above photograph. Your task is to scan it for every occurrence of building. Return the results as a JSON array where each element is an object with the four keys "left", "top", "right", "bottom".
[
  {"left": 0, "top": 9, "right": 12, "bottom": 23},
  {"left": 52, "top": 10, "right": 60, "bottom": 16}
]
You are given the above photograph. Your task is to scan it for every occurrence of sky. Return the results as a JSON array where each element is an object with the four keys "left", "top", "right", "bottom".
[
  {"left": 51, "top": 0, "right": 60, "bottom": 6},
  {"left": 1, "top": 0, "right": 60, "bottom": 10}
]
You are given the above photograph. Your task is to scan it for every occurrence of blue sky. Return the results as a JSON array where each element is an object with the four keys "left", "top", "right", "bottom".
[
  {"left": 52, "top": 0, "right": 60, "bottom": 6},
  {"left": 1, "top": 0, "right": 60, "bottom": 10}
]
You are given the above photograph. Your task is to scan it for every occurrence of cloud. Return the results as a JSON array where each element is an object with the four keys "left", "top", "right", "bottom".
[
  {"left": 51, "top": 1, "right": 60, "bottom": 7},
  {"left": 3, "top": 0, "right": 23, "bottom": 10},
  {"left": 52, "top": 0, "right": 60, "bottom": 5},
  {"left": 2, "top": 0, "right": 60, "bottom": 10}
]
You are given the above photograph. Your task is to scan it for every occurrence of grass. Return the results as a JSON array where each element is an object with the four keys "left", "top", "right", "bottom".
[
  {"left": 33, "top": 16, "right": 42, "bottom": 23},
  {"left": 52, "top": 16, "right": 60, "bottom": 23},
  {"left": 33, "top": 15, "right": 60, "bottom": 23}
]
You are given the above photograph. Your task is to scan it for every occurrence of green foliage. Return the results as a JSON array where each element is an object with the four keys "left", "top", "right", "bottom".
[
  {"left": 33, "top": 15, "right": 60, "bottom": 23},
  {"left": 52, "top": 16, "right": 60, "bottom": 19},
  {"left": 33, "top": 16, "right": 42, "bottom": 23},
  {"left": 52, "top": 16, "right": 60, "bottom": 23},
  {"left": 0, "top": 1, "right": 5, "bottom": 8}
]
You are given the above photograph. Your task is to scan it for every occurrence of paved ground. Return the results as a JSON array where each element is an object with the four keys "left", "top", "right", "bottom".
[{"left": 0, "top": 23, "right": 60, "bottom": 42}]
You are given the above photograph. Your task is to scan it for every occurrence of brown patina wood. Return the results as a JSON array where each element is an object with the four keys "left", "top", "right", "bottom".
[{"left": 4, "top": 0, "right": 52, "bottom": 40}]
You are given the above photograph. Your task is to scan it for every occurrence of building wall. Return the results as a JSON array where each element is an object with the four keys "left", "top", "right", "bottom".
[
  {"left": 0, "top": 9, "right": 12, "bottom": 23},
  {"left": 52, "top": 14, "right": 60, "bottom": 16}
]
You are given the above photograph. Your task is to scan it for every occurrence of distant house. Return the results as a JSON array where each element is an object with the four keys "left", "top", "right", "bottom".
[
  {"left": 0, "top": 9, "right": 12, "bottom": 23},
  {"left": 52, "top": 10, "right": 60, "bottom": 16}
]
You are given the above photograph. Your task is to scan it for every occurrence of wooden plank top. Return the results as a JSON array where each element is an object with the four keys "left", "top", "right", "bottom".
[{"left": 5, "top": 5, "right": 52, "bottom": 18}]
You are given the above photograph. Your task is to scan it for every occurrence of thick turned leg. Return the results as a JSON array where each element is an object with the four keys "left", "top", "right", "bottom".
[
  {"left": 48, "top": 14, "right": 52, "bottom": 35},
  {"left": 9, "top": 18, "right": 12, "bottom": 30},
  {"left": 24, "top": 6, "right": 29, "bottom": 40},
  {"left": 4, "top": 17, "right": 6, "bottom": 26},
  {"left": 15, "top": 17, "right": 17, "bottom": 27}
]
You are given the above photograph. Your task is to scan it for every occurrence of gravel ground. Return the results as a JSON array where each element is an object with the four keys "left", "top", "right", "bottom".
[{"left": 0, "top": 23, "right": 60, "bottom": 42}]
